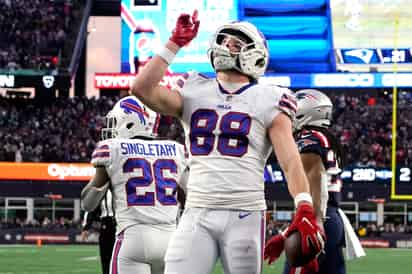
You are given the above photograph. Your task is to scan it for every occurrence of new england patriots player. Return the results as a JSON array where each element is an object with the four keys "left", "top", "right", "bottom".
[
  {"left": 265, "top": 89, "right": 353, "bottom": 274},
  {"left": 131, "top": 11, "right": 325, "bottom": 274},
  {"left": 81, "top": 96, "right": 188, "bottom": 274}
]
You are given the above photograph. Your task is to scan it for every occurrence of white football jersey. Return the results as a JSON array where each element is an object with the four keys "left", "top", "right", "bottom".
[
  {"left": 91, "top": 138, "right": 187, "bottom": 234},
  {"left": 179, "top": 72, "right": 296, "bottom": 210}
]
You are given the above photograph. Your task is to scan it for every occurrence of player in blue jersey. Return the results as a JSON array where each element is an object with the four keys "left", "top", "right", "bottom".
[
  {"left": 265, "top": 89, "right": 364, "bottom": 274},
  {"left": 81, "top": 96, "right": 188, "bottom": 274},
  {"left": 131, "top": 10, "right": 325, "bottom": 274}
]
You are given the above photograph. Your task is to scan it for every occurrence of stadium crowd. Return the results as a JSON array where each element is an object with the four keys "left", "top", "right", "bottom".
[
  {"left": 0, "top": 96, "right": 114, "bottom": 162},
  {"left": 330, "top": 92, "right": 412, "bottom": 167},
  {"left": 0, "top": 0, "right": 77, "bottom": 71},
  {"left": 2, "top": 92, "right": 411, "bottom": 167},
  {"left": 0, "top": 95, "right": 183, "bottom": 162},
  {"left": 0, "top": 216, "right": 80, "bottom": 229}
]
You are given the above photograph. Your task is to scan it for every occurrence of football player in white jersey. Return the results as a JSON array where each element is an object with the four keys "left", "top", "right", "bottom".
[
  {"left": 81, "top": 96, "right": 188, "bottom": 274},
  {"left": 131, "top": 11, "right": 325, "bottom": 274}
]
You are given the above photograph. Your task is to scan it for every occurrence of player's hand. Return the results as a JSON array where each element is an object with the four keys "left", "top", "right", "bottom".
[
  {"left": 290, "top": 258, "right": 319, "bottom": 274},
  {"left": 302, "top": 258, "right": 319, "bottom": 273},
  {"left": 264, "top": 232, "right": 286, "bottom": 264},
  {"left": 169, "top": 10, "right": 200, "bottom": 47},
  {"left": 286, "top": 203, "right": 325, "bottom": 257},
  {"left": 81, "top": 230, "right": 89, "bottom": 241}
]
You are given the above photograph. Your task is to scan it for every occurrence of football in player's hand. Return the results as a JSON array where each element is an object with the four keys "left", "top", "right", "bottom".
[{"left": 284, "top": 231, "right": 318, "bottom": 267}]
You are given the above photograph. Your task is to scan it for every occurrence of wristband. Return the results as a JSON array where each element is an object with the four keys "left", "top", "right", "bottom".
[
  {"left": 294, "top": 192, "right": 313, "bottom": 208},
  {"left": 157, "top": 46, "right": 176, "bottom": 65}
]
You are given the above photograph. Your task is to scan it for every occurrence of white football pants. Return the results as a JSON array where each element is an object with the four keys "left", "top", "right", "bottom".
[
  {"left": 165, "top": 208, "right": 265, "bottom": 274},
  {"left": 110, "top": 224, "right": 175, "bottom": 274}
]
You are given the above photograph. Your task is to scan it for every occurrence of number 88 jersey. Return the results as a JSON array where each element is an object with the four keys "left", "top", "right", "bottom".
[
  {"left": 91, "top": 138, "right": 188, "bottom": 234},
  {"left": 178, "top": 72, "right": 296, "bottom": 211}
]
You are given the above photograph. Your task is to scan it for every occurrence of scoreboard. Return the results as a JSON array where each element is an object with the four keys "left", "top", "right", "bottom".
[{"left": 336, "top": 48, "right": 412, "bottom": 65}]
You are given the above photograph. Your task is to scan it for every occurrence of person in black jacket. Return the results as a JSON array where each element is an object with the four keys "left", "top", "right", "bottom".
[{"left": 81, "top": 190, "right": 116, "bottom": 274}]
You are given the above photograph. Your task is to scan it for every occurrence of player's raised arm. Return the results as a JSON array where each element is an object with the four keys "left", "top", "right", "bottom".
[{"left": 131, "top": 10, "right": 200, "bottom": 117}]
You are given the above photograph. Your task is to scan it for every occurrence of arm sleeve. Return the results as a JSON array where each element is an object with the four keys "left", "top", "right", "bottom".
[
  {"left": 261, "top": 86, "right": 297, "bottom": 128},
  {"left": 91, "top": 140, "right": 112, "bottom": 168},
  {"left": 297, "top": 131, "right": 329, "bottom": 163},
  {"left": 175, "top": 71, "right": 196, "bottom": 94},
  {"left": 297, "top": 136, "right": 324, "bottom": 156}
]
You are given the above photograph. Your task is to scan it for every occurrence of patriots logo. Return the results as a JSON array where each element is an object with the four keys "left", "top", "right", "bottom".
[
  {"left": 296, "top": 93, "right": 317, "bottom": 100},
  {"left": 297, "top": 138, "right": 317, "bottom": 150},
  {"left": 119, "top": 98, "right": 149, "bottom": 124},
  {"left": 344, "top": 49, "right": 374, "bottom": 64}
]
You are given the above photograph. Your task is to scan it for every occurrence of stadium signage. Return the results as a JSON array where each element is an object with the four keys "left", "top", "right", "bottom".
[
  {"left": 313, "top": 73, "right": 375, "bottom": 87},
  {"left": 337, "top": 48, "right": 412, "bottom": 64},
  {"left": 42, "top": 75, "right": 55, "bottom": 88},
  {"left": 95, "top": 72, "right": 412, "bottom": 89},
  {"left": 265, "top": 165, "right": 412, "bottom": 183},
  {"left": 0, "top": 74, "right": 70, "bottom": 89},
  {"left": 0, "top": 75, "right": 15, "bottom": 87},
  {"left": 47, "top": 164, "right": 95, "bottom": 180},
  {"left": 381, "top": 73, "right": 412, "bottom": 87},
  {"left": 95, "top": 74, "right": 135, "bottom": 89},
  {"left": 94, "top": 73, "right": 186, "bottom": 90},
  {"left": 0, "top": 162, "right": 95, "bottom": 181},
  {"left": 259, "top": 76, "right": 292, "bottom": 87}
]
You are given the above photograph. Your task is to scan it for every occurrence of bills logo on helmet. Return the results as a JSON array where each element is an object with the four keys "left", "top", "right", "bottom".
[{"left": 120, "top": 98, "right": 149, "bottom": 124}]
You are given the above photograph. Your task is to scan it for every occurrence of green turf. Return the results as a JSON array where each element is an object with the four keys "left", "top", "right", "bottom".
[{"left": 0, "top": 245, "right": 411, "bottom": 274}]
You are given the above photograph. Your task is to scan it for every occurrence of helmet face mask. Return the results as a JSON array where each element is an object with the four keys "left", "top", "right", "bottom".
[
  {"left": 101, "top": 115, "right": 118, "bottom": 140},
  {"left": 101, "top": 96, "right": 159, "bottom": 140},
  {"left": 208, "top": 21, "right": 269, "bottom": 80},
  {"left": 293, "top": 89, "right": 333, "bottom": 132}
]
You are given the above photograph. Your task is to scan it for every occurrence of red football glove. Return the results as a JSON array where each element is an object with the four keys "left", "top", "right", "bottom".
[
  {"left": 287, "top": 203, "right": 325, "bottom": 257},
  {"left": 290, "top": 258, "right": 319, "bottom": 274},
  {"left": 264, "top": 231, "right": 286, "bottom": 264},
  {"left": 170, "top": 10, "right": 200, "bottom": 47}
]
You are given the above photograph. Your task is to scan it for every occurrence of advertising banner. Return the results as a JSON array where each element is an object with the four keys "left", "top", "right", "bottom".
[
  {"left": 0, "top": 163, "right": 95, "bottom": 181},
  {"left": 0, "top": 74, "right": 70, "bottom": 89}
]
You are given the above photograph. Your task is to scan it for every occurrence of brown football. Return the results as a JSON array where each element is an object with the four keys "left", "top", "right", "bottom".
[{"left": 284, "top": 231, "right": 318, "bottom": 267}]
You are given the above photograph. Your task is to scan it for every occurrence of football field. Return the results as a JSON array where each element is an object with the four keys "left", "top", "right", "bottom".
[{"left": 0, "top": 245, "right": 411, "bottom": 274}]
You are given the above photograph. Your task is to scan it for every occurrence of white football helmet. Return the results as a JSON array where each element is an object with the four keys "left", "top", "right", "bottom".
[
  {"left": 208, "top": 21, "right": 269, "bottom": 80},
  {"left": 294, "top": 89, "right": 333, "bottom": 131},
  {"left": 101, "top": 96, "right": 159, "bottom": 140}
]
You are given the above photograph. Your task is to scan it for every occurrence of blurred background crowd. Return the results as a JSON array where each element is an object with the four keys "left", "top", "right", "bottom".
[
  {"left": 0, "top": 0, "right": 81, "bottom": 72},
  {"left": 1, "top": 92, "right": 411, "bottom": 167}
]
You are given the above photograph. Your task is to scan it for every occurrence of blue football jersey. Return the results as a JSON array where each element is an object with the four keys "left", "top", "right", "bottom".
[{"left": 296, "top": 129, "right": 342, "bottom": 207}]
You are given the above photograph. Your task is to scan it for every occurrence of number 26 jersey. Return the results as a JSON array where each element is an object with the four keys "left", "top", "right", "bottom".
[{"left": 91, "top": 138, "right": 187, "bottom": 234}]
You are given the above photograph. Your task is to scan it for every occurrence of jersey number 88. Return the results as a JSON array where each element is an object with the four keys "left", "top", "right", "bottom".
[{"left": 190, "top": 109, "right": 251, "bottom": 157}]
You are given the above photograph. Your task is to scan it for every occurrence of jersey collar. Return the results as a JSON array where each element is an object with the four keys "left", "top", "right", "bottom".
[{"left": 217, "top": 80, "right": 257, "bottom": 95}]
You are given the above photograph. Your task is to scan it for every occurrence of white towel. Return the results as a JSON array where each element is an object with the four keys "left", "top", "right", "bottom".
[{"left": 338, "top": 208, "right": 366, "bottom": 260}]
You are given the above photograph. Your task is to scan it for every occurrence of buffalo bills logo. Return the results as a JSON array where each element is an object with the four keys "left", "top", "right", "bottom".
[{"left": 119, "top": 98, "right": 149, "bottom": 124}]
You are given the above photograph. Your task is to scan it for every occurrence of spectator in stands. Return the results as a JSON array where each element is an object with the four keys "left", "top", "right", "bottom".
[
  {"left": 0, "top": 0, "right": 77, "bottom": 71},
  {"left": 0, "top": 91, "right": 412, "bottom": 166}
]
